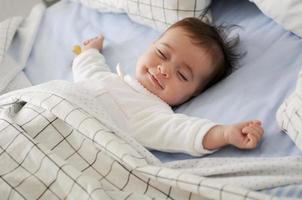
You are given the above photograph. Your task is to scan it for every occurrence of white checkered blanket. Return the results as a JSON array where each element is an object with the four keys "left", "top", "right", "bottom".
[
  {"left": 277, "top": 69, "right": 302, "bottom": 154},
  {"left": 1, "top": 80, "right": 302, "bottom": 200}
]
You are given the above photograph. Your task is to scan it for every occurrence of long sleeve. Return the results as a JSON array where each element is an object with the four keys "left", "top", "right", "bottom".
[
  {"left": 133, "top": 109, "right": 218, "bottom": 156},
  {"left": 72, "top": 49, "right": 111, "bottom": 82}
]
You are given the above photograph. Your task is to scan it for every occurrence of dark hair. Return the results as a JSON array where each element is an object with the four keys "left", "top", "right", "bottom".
[{"left": 165, "top": 17, "right": 242, "bottom": 92}]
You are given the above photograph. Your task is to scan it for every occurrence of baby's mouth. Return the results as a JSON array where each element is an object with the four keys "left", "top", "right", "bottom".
[{"left": 148, "top": 71, "right": 164, "bottom": 90}]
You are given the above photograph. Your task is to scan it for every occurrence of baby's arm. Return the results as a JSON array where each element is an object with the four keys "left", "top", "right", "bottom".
[
  {"left": 133, "top": 110, "right": 219, "bottom": 156},
  {"left": 72, "top": 34, "right": 112, "bottom": 82},
  {"left": 203, "top": 120, "right": 264, "bottom": 150},
  {"left": 133, "top": 106, "right": 263, "bottom": 156}
]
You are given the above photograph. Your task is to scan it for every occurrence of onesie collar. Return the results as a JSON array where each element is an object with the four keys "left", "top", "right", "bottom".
[{"left": 116, "top": 63, "right": 124, "bottom": 78}]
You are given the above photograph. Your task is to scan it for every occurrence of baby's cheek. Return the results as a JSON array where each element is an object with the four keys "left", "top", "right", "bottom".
[
  {"left": 167, "top": 89, "right": 189, "bottom": 105},
  {"left": 179, "top": 87, "right": 196, "bottom": 102}
]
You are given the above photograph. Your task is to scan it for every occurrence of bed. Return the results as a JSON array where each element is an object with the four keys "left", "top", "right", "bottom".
[{"left": 2, "top": 0, "right": 302, "bottom": 199}]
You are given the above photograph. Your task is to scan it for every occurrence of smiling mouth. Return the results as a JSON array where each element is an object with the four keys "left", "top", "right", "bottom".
[{"left": 148, "top": 72, "right": 164, "bottom": 89}]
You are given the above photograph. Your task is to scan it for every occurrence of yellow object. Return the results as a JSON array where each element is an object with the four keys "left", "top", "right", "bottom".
[{"left": 72, "top": 45, "right": 82, "bottom": 55}]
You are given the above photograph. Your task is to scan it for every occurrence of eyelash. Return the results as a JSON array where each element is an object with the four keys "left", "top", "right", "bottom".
[
  {"left": 156, "top": 49, "right": 166, "bottom": 59},
  {"left": 178, "top": 72, "right": 188, "bottom": 81}
]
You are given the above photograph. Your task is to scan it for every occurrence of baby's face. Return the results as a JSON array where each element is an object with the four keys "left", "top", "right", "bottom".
[{"left": 135, "top": 27, "right": 214, "bottom": 106}]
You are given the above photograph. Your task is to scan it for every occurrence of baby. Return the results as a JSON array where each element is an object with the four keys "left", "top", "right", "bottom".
[{"left": 72, "top": 17, "right": 263, "bottom": 156}]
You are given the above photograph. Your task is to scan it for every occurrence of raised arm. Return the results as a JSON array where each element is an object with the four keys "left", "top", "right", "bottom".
[
  {"left": 133, "top": 111, "right": 218, "bottom": 156},
  {"left": 72, "top": 35, "right": 112, "bottom": 82},
  {"left": 133, "top": 108, "right": 264, "bottom": 156}
]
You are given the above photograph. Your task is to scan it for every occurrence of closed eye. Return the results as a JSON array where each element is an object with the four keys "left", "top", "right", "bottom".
[
  {"left": 156, "top": 48, "right": 167, "bottom": 59},
  {"left": 178, "top": 71, "right": 188, "bottom": 81}
]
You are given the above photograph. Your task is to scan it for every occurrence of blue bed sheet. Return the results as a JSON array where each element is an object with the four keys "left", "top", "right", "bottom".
[{"left": 25, "top": 0, "right": 302, "bottom": 161}]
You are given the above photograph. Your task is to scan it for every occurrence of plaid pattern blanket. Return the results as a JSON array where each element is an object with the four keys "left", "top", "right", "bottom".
[
  {"left": 277, "top": 69, "right": 302, "bottom": 153},
  {"left": 1, "top": 80, "right": 302, "bottom": 200},
  {"left": 70, "top": 0, "right": 211, "bottom": 30}
]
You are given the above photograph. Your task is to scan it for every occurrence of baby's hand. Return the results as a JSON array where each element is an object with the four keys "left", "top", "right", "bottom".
[
  {"left": 224, "top": 120, "right": 264, "bottom": 149},
  {"left": 82, "top": 34, "right": 104, "bottom": 52}
]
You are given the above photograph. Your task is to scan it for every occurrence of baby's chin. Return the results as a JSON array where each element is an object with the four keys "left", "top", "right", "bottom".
[
  {"left": 136, "top": 75, "right": 161, "bottom": 96},
  {"left": 137, "top": 76, "right": 155, "bottom": 94},
  {"left": 135, "top": 74, "right": 148, "bottom": 89}
]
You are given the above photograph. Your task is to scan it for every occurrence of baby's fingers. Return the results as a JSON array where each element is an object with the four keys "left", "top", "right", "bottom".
[
  {"left": 242, "top": 127, "right": 263, "bottom": 149},
  {"left": 83, "top": 35, "right": 104, "bottom": 46},
  {"left": 83, "top": 39, "right": 90, "bottom": 45},
  {"left": 252, "top": 125, "right": 264, "bottom": 138},
  {"left": 243, "top": 125, "right": 264, "bottom": 140},
  {"left": 250, "top": 120, "right": 262, "bottom": 126},
  {"left": 245, "top": 133, "right": 258, "bottom": 149}
]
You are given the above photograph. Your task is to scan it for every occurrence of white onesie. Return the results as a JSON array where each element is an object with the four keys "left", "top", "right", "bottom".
[{"left": 72, "top": 49, "right": 217, "bottom": 156}]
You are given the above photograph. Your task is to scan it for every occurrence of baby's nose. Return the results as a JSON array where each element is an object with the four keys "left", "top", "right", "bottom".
[{"left": 157, "top": 64, "right": 170, "bottom": 78}]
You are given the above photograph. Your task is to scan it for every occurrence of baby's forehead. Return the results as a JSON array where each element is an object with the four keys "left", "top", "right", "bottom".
[
  {"left": 156, "top": 28, "right": 197, "bottom": 48},
  {"left": 157, "top": 30, "right": 213, "bottom": 56},
  {"left": 159, "top": 28, "right": 212, "bottom": 51}
]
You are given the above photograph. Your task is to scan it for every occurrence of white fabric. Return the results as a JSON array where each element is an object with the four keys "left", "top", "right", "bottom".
[
  {"left": 69, "top": 0, "right": 211, "bottom": 30},
  {"left": 0, "top": 0, "right": 41, "bottom": 21},
  {"left": 1, "top": 80, "right": 302, "bottom": 199},
  {"left": 0, "top": 3, "right": 45, "bottom": 94},
  {"left": 277, "top": 68, "right": 302, "bottom": 151},
  {"left": 72, "top": 49, "right": 217, "bottom": 156},
  {"left": 250, "top": 0, "right": 302, "bottom": 38},
  {"left": 1, "top": 71, "right": 32, "bottom": 94},
  {"left": 0, "top": 17, "right": 23, "bottom": 92}
]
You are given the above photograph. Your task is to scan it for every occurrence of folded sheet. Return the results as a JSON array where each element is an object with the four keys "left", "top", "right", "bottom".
[{"left": 0, "top": 3, "right": 45, "bottom": 94}]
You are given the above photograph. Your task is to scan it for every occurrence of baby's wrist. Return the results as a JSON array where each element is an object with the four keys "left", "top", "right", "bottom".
[
  {"left": 203, "top": 125, "right": 228, "bottom": 150},
  {"left": 222, "top": 125, "right": 231, "bottom": 145},
  {"left": 82, "top": 46, "right": 101, "bottom": 52}
]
